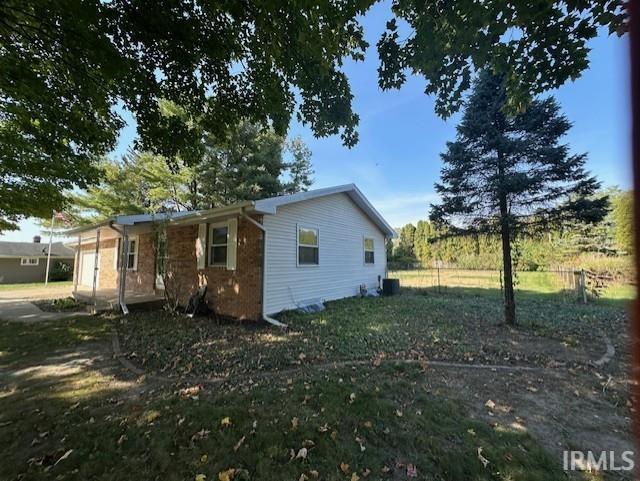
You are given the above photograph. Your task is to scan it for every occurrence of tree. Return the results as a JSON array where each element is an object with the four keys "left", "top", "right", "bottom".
[
  {"left": 0, "top": 0, "right": 368, "bottom": 231},
  {"left": 65, "top": 123, "right": 313, "bottom": 223},
  {"left": 612, "top": 190, "right": 634, "bottom": 253},
  {"left": 377, "top": 0, "right": 628, "bottom": 118},
  {"left": 430, "top": 72, "right": 608, "bottom": 325}
]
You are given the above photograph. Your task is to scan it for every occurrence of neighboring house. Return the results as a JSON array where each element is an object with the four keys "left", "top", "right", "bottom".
[
  {"left": 65, "top": 184, "right": 395, "bottom": 321},
  {"left": 0, "top": 238, "right": 75, "bottom": 284}
]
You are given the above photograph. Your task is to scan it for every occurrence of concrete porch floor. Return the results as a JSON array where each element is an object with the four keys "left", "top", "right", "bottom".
[{"left": 74, "top": 288, "right": 164, "bottom": 311}]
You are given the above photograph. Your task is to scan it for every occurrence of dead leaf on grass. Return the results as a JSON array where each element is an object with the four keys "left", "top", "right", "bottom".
[
  {"left": 220, "top": 417, "right": 232, "bottom": 428},
  {"left": 54, "top": 449, "right": 73, "bottom": 466},
  {"left": 340, "top": 462, "right": 350, "bottom": 474},
  {"left": 291, "top": 417, "right": 300, "bottom": 431},
  {"left": 234, "top": 435, "right": 246, "bottom": 452},
  {"left": 477, "top": 447, "right": 490, "bottom": 468}
]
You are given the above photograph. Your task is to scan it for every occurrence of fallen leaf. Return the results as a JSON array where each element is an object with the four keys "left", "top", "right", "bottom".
[
  {"left": 484, "top": 400, "right": 496, "bottom": 409},
  {"left": 362, "top": 468, "right": 371, "bottom": 477},
  {"left": 220, "top": 417, "right": 232, "bottom": 428},
  {"left": 295, "top": 448, "right": 308, "bottom": 460},
  {"left": 201, "top": 454, "right": 208, "bottom": 463},
  {"left": 291, "top": 417, "right": 300, "bottom": 431},
  {"left": 407, "top": 464, "right": 417, "bottom": 478},
  {"left": 54, "top": 449, "right": 73, "bottom": 466},
  {"left": 218, "top": 468, "right": 236, "bottom": 481},
  {"left": 477, "top": 447, "right": 490, "bottom": 468},
  {"left": 302, "top": 439, "right": 315, "bottom": 448},
  {"left": 350, "top": 474, "right": 360, "bottom": 481},
  {"left": 195, "top": 475, "right": 206, "bottom": 481},
  {"left": 233, "top": 436, "right": 246, "bottom": 452},
  {"left": 349, "top": 393, "right": 356, "bottom": 404},
  {"left": 395, "top": 409, "right": 403, "bottom": 417},
  {"left": 309, "top": 470, "right": 319, "bottom": 478},
  {"left": 340, "top": 462, "right": 350, "bottom": 474}
]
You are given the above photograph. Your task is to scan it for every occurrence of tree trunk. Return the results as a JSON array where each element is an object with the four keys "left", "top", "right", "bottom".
[{"left": 499, "top": 196, "right": 516, "bottom": 325}]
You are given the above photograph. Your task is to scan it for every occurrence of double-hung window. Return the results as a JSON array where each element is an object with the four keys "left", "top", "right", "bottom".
[
  {"left": 20, "top": 257, "right": 39, "bottom": 266},
  {"left": 126, "top": 236, "right": 139, "bottom": 270},
  {"left": 209, "top": 224, "right": 229, "bottom": 266},
  {"left": 297, "top": 225, "right": 319, "bottom": 265},
  {"left": 364, "top": 238, "right": 375, "bottom": 264}
]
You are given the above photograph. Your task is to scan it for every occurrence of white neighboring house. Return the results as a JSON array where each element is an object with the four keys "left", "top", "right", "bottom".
[{"left": 65, "top": 184, "right": 395, "bottom": 321}]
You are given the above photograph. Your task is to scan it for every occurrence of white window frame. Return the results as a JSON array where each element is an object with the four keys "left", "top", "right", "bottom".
[
  {"left": 363, "top": 236, "right": 375, "bottom": 265},
  {"left": 208, "top": 222, "right": 229, "bottom": 267},
  {"left": 126, "top": 235, "right": 139, "bottom": 271},
  {"left": 297, "top": 224, "right": 319, "bottom": 267},
  {"left": 20, "top": 257, "right": 40, "bottom": 266}
]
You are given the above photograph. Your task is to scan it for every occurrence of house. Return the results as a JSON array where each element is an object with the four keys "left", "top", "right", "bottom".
[
  {"left": 65, "top": 184, "right": 395, "bottom": 321},
  {"left": 0, "top": 237, "right": 75, "bottom": 284}
]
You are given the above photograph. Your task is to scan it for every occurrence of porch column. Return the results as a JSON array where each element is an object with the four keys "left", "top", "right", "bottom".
[
  {"left": 72, "top": 234, "right": 81, "bottom": 296},
  {"left": 118, "top": 227, "right": 129, "bottom": 313},
  {"left": 91, "top": 228, "right": 101, "bottom": 305}
]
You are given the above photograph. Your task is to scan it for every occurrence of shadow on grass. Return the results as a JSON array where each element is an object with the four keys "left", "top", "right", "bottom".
[{"left": 0, "top": 322, "right": 593, "bottom": 481}]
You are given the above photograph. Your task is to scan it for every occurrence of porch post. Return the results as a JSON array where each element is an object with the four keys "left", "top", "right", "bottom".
[
  {"left": 92, "top": 228, "right": 101, "bottom": 305},
  {"left": 72, "top": 234, "right": 81, "bottom": 296},
  {"left": 118, "top": 227, "right": 129, "bottom": 313}
]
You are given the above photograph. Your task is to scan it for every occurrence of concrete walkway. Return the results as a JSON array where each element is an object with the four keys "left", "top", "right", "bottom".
[{"left": 0, "top": 299, "right": 91, "bottom": 322}]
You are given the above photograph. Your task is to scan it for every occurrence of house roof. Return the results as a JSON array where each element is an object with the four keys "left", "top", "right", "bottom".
[
  {"left": 64, "top": 184, "right": 396, "bottom": 238},
  {"left": 0, "top": 241, "right": 75, "bottom": 258}
]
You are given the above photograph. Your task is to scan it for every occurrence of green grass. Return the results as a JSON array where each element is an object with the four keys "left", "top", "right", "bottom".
[
  {"left": 0, "top": 319, "right": 581, "bottom": 481},
  {"left": 0, "top": 280, "right": 73, "bottom": 291},
  {"left": 0, "top": 317, "right": 110, "bottom": 366},
  {"left": 389, "top": 269, "right": 636, "bottom": 300},
  {"left": 118, "top": 285, "right": 630, "bottom": 380}
]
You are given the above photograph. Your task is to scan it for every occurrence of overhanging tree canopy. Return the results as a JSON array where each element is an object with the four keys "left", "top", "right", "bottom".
[
  {"left": 377, "top": 0, "right": 628, "bottom": 117},
  {"left": 0, "top": 0, "right": 369, "bottom": 230}
]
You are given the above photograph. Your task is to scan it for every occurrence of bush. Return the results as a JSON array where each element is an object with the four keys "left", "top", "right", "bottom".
[{"left": 49, "top": 261, "right": 73, "bottom": 281}]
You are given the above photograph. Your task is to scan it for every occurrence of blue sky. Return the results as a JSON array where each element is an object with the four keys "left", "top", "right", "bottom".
[{"left": 1, "top": 1, "right": 631, "bottom": 241}]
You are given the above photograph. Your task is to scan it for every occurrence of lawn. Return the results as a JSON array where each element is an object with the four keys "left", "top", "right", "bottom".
[
  {"left": 117, "top": 287, "right": 631, "bottom": 380},
  {"left": 0, "top": 317, "right": 610, "bottom": 481},
  {"left": 389, "top": 268, "right": 636, "bottom": 300},
  {"left": 0, "top": 280, "right": 73, "bottom": 291}
]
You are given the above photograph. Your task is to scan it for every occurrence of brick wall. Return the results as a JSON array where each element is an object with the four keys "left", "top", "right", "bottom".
[
  {"left": 76, "top": 233, "right": 155, "bottom": 293},
  {"left": 125, "top": 233, "right": 156, "bottom": 293},
  {"left": 165, "top": 216, "right": 263, "bottom": 320},
  {"left": 78, "top": 238, "right": 118, "bottom": 289}
]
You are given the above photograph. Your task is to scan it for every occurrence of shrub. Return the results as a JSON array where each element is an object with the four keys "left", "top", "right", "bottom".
[{"left": 49, "top": 261, "right": 73, "bottom": 281}]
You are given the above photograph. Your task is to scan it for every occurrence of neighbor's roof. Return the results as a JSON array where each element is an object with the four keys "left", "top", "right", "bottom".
[
  {"left": 0, "top": 241, "right": 74, "bottom": 258},
  {"left": 64, "top": 184, "right": 396, "bottom": 237}
]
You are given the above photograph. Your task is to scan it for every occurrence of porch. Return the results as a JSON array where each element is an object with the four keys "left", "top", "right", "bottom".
[{"left": 74, "top": 288, "right": 164, "bottom": 312}]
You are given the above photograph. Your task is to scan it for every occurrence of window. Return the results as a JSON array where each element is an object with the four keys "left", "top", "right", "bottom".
[
  {"left": 126, "top": 236, "right": 139, "bottom": 270},
  {"left": 20, "top": 257, "right": 39, "bottom": 266},
  {"left": 209, "top": 224, "right": 228, "bottom": 266},
  {"left": 364, "top": 238, "right": 375, "bottom": 264},
  {"left": 297, "top": 225, "right": 319, "bottom": 265}
]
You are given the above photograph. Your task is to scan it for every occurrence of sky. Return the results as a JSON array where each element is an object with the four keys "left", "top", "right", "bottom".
[{"left": 1, "top": 1, "right": 631, "bottom": 242}]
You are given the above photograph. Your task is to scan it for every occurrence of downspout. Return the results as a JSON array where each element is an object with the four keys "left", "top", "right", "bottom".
[
  {"left": 241, "top": 210, "right": 287, "bottom": 328},
  {"left": 107, "top": 222, "right": 129, "bottom": 315}
]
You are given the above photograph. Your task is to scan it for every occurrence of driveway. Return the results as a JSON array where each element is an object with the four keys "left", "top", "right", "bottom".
[{"left": 0, "top": 284, "right": 89, "bottom": 322}]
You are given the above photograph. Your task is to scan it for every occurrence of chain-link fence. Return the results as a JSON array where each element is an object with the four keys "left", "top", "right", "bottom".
[{"left": 386, "top": 266, "right": 633, "bottom": 302}]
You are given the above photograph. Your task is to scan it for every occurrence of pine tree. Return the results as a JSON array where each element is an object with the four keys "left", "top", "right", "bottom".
[{"left": 430, "top": 72, "right": 608, "bottom": 325}]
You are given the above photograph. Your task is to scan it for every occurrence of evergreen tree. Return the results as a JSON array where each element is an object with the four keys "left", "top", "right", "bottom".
[{"left": 430, "top": 72, "right": 608, "bottom": 325}]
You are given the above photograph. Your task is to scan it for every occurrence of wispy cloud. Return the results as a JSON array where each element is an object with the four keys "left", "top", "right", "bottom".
[{"left": 369, "top": 191, "right": 440, "bottom": 228}]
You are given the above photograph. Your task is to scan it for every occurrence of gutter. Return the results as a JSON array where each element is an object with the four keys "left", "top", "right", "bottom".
[{"left": 241, "top": 210, "right": 287, "bottom": 328}]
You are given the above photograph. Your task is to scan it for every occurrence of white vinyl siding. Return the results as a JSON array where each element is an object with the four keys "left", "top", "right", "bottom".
[{"left": 263, "top": 192, "right": 387, "bottom": 314}]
